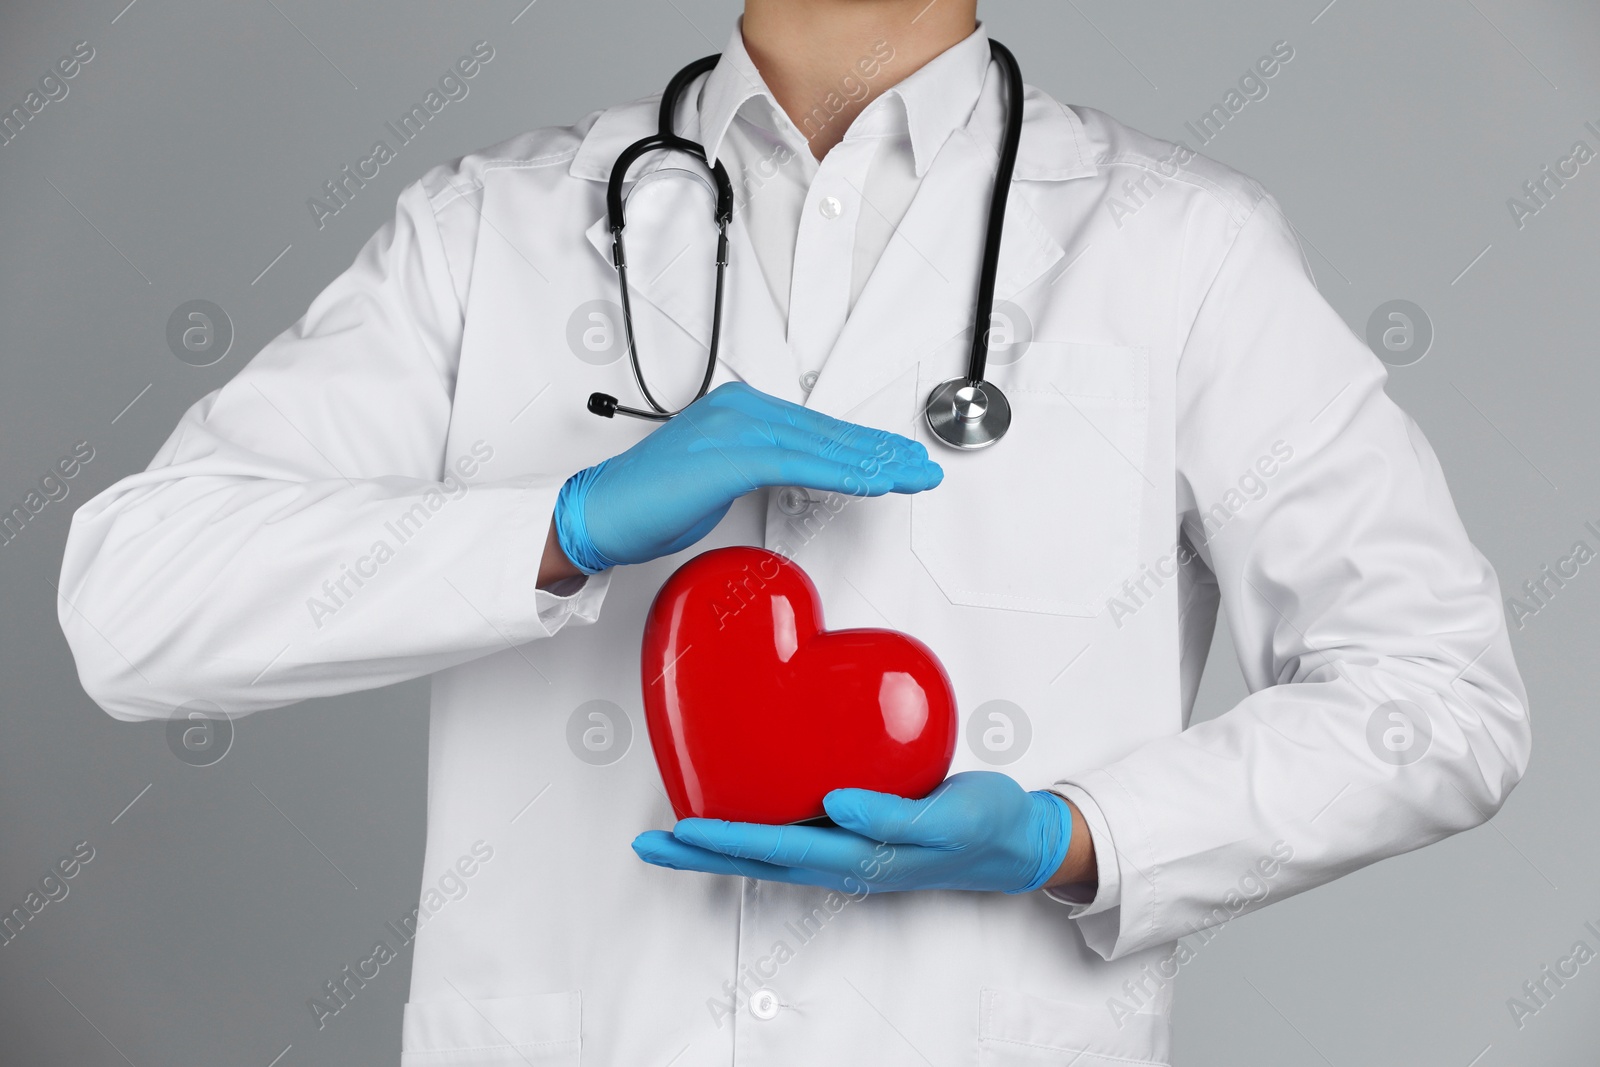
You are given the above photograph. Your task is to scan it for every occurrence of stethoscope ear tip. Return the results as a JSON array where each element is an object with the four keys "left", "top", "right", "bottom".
[{"left": 588, "top": 392, "right": 620, "bottom": 418}]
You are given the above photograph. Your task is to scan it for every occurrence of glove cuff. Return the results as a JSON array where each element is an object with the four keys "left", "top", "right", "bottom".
[
  {"left": 1008, "top": 790, "right": 1073, "bottom": 894},
  {"left": 554, "top": 463, "right": 621, "bottom": 575}
]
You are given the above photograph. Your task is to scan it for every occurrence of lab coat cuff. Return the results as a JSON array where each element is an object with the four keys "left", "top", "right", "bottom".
[
  {"left": 532, "top": 569, "right": 611, "bottom": 635},
  {"left": 1042, "top": 783, "right": 1122, "bottom": 916},
  {"left": 521, "top": 477, "right": 612, "bottom": 637},
  {"left": 1048, "top": 770, "right": 1155, "bottom": 961},
  {"left": 482, "top": 479, "right": 614, "bottom": 641}
]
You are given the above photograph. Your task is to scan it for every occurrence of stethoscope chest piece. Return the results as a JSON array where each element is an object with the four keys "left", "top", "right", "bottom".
[{"left": 925, "top": 377, "right": 1011, "bottom": 450}]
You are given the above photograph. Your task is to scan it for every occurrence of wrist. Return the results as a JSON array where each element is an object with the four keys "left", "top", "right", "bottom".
[
  {"left": 1007, "top": 790, "right": 1073, "bottom": 894},
  {"left": 554, "top": 464, "right": 619, "bottom": 575},
  {"left": 1042, "top": 794, "right": 1097, "bottom": 892},
  {"left": 538, "top": 517, "right": 584, "bottom": 589}
]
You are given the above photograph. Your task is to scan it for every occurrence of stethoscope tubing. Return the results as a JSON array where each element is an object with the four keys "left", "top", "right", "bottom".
[{"left": 961, "top": 39, "right": 1023, "bottom": 390}]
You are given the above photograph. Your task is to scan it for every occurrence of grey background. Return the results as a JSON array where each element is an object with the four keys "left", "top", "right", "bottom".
[{"left": 1, "top": 0, "right": 1595, "bottom": 1064}]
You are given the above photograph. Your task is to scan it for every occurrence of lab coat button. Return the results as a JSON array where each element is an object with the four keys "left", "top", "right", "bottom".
[
  {"left": 749, "top": 988, "right": 780, "bottom": 1019},
  {"left": 777, "top": 487, "right": 810, "bottom": 515},
  {"left": 800, "top": 370, "right": 819, "bottom": 393},
  {"left": 818, "top": 195, "right": 843, "bottom": 220}
]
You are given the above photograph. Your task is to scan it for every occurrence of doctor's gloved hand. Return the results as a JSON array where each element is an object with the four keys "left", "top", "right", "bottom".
[
  {"left": 632, "top": 771, "right": 1074, "bottom": 895},
  {"left": 553, "top": 382, "right": 941, "bottom": 572}
]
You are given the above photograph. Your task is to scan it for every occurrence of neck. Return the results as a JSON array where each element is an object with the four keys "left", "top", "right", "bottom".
[{"left": 741, "top": 0, "right": 978, "bottom": 159}]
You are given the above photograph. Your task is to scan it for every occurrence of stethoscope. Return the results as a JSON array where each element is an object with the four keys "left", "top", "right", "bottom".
[{"left": 587, "top": 40, "right": 1024, "bottom": 450}]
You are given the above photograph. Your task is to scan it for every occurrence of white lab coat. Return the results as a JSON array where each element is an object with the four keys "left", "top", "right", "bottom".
[{"left": 59, "top": 58, "right": 1528, "bottom": 1066}]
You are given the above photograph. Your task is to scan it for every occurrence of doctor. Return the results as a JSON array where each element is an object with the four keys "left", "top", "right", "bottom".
[{"left": 60, "top": 0, "right": 1529, "bottom": 1063}]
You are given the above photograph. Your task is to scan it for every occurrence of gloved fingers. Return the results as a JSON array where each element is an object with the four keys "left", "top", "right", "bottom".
[
  {"left": 709, "top": 383, "right": 929, "bottom": 464},
  {"left": 634, "top": 830, "right": 897, "bottom": 894},
  {"left": 669, "top": 818, "right": 872, "bottom": 873},
  {"left": 781, "top": 405, "right": 931, "bottom": 467},
  {"left": 823, "top": 787, "right": 955, "bottom": 847},
  {"left": 679, "top": 433, "right": 764, "bottom": 493},
  {"left": 675, "top": 385, "right": 940, "bottom": 494},
  {"left": 760, "top": 422, "right": 916, "bottom": 471},
  {"left": 771, "top": 450, "right": 943, "bottom": 498},
  {"left": 633, "top": 831, "right": 830, "bottom": 885},
  {"left": 760, "top": 427, "right": 944, "bottom": 496},
  {"left": 673, "top": 416, "right": 912, "bottom": 497}
]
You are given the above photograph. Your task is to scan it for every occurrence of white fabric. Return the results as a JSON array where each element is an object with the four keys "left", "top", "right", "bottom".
[{"left": 58, "top": 21, "right": 1528, "bottom": 1067}]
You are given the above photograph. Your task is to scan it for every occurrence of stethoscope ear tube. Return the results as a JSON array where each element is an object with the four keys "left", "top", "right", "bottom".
[{"left": 595, "top": 52, "right": 732, "bottom": 423}]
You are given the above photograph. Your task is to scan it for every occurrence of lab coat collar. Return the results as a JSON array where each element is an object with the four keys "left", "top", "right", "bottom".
[
  {"left": 694, "top": 21, "right": 791, "bottom": 174},
  {"left": 567, "top": 29, "right": 1098, "bottom": 184},
  {"left": 695, "top": 20, "right": 993, "bottom": 180}
]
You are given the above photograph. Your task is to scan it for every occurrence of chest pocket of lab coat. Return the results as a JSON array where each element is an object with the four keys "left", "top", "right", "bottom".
[
  {"left": 912, "top": 343, "right": 1149, "bottom": 617},
  {"left": 400, "top": 990, "right": 580, "bottom": 1066}
]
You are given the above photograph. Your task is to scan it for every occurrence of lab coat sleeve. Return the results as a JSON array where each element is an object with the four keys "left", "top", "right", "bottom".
[
  {"left": 1057, "top": 194, "right": 1530, "bottom": 960},
  {"left": 58, "top": 171, "right": 610, "bottom": 722},
  {"left": 1042, "top": 785, "right": 1122, "bottom": 916}
]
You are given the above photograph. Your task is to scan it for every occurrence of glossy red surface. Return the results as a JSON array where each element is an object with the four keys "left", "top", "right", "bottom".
[{"left": 641, "top": 546, "right": 957, "bottom": 825}]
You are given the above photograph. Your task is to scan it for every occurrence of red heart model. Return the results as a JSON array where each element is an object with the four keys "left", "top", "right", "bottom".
[{"left": 642, "top": 546, "right": 958, "bottom": 825}]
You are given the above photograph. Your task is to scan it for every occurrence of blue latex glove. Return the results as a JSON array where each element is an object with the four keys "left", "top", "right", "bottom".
[
  {"left": 555, "top": 382, "right": 943, "bottom": 573},
  {"left": 632, "top": 771, "right": 1073, "bottom": 895}
]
